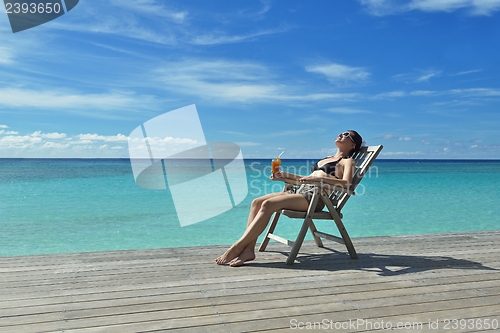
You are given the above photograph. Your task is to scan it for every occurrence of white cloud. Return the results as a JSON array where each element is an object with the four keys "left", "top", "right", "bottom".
[
  {"left": 0, "top": 47, "right": 13, "bottom": 65},
  {"left": 449, "top": 88, "right": 500, "bottom": 97},
  {"left": 327, "top": 107, "right": 373, "bottom": 114},
  {"left": 250, "top": 2, "right": 272, "bottom": 18},
  {"left": 64, "top": 20, "right": 177, "bottom": 45},
  {"left": 0, "top": 126, "right": 18, "bottom": 136},
  {"left": 305, "top": 63, "right": 370, "bottom": 84},
  {"left": 49, "top": 1, "right": 286, "bottom": 47},
  {"left": 0, "top": 88, "right": 159, "bottom": 116},
  {"left": 0, "top": 129, "right": 131, "bottom": 157},
  {"left": 280, "top": 93, "right": 361, "bottom": 102},
  {"left": 392, "top": 70, "right": 442, "bottom": 83},
  {"left": 380, "top": 134, "right": 412, "bottom": 141},
  {"left": 42, "top": 142, "right": 70, "bottom": 149},
  {"left": 48, "top": 0, "right": 187, "bottom": 45},
  {"left": 360, "top": 0, "right": 500, "bottom": 16},
  {"left": 268, "top": 129, "right": 312, "bottom": 138},
  {"left": 153, "top": 59, "right": 361, "bottom": 103},
  {"left": 134, "top": 136, "right": 199, "bottom": 145},
  {"left": 109, "top": 0, "right": 188, "bottom": 23},
  {"left": 451, "top": 69, "right": 482, "bottom": 76},
  {"left": 416, "top": 71, "right": 442, "bottom": 82},
  {"left": 374, "top": 91, "right": 408, "bottom": 99},
  {"left": 0, "top": 135, "right": 43, "bottom": 146},
  {"left": 31, "top": 131, "right": 67, "bottom": 139},
  {"left": 190, "top": 27, "right": 288, "bottom": 45},
  {"left": 382, "top": 151, "right": 423, "bottom": 156},
  {"left": 99, "top": 144, "right": 125, "bottom": 150},
  {"left": 408, "top": 0, "right": 500, "bottom": 15},
  {"left": 374, "top": 87, "right": 500, "bottom": 100},
  {"left": 235, "top": 141, "right": 262, "bottom": 147},
  {"left": 158, "top": 59, "right": 272, "bottom": 82},
  {"left": 50, "top": 12, "right": 177, "bottom": 45},
  {"left": 410, "top": 90, "right": 436, "bottom": 96},
  {"left": 127, "top": 136, "right": 200, "bottom": 160},
  {"left": 359, "top": 0, "right": 403, "bottom": 15},
  {"left": 78, "top": 133, "right": 129, "bottom": 142}
]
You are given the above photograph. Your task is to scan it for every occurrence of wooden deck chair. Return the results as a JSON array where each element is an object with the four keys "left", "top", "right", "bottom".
[{"left": 259, "top": 145, "right": 383, "bottom": 265}]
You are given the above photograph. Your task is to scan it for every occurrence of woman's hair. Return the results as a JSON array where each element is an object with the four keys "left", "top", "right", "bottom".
[{"left": 348, "top": 130, "right": 363, "bottom": 156}]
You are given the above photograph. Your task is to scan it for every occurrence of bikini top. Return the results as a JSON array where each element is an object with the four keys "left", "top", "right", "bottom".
[{"left": 312, "top": 157, "right": 343, "bottom": 177}]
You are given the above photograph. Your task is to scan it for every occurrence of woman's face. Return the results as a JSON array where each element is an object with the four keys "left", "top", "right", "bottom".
[{"left": 335, "top": 131, "right": 356, "bottom": 150}]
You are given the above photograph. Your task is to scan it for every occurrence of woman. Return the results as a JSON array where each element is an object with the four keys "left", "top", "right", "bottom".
[{"left": 215, "top": 130, "right": 363, "bottom": 266}]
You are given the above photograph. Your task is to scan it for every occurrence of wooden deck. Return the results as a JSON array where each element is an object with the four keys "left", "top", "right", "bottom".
[{"left": 1, "top": 231, "right": 499, "bottom": 332}]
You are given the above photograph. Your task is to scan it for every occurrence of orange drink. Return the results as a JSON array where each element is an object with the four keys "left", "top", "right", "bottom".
[{"left": 272, "top": 157, "right": 281, "bottom": 173}]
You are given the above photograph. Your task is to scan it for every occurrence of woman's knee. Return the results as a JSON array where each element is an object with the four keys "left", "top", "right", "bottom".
[
  {"left": 260, "top": 199, "right": 278, "bottom": 213},
  {"left": 253, "top": 192, "right": 285, "bottom": 212},
  {"left": 251, "top": 197, "right": 264, "bottom": 207}
]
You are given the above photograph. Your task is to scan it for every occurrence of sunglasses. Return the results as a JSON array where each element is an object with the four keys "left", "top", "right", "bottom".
[{"left": 340, "top": 132, "right": 355, "bottom": 143}]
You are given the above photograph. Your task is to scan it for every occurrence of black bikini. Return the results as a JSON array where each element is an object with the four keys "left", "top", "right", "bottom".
[
  {"left": 289, "top": 157, "right": 343, "bottom": 212},
  {"left": 312, "top": 157, "right": 342, "bottom": 178}
]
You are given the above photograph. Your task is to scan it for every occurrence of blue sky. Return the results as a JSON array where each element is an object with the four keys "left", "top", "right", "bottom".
[{"left": 1, "top": 0, "right": 499, "bottom": 159}]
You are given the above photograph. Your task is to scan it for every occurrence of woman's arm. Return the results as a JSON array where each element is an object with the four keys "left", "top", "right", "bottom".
[
  {"left": 271, "top": 171, "right": 302, "bottom": 180},
  {"left": 271, "top": 171, "right": 302, "bottom": 181}
]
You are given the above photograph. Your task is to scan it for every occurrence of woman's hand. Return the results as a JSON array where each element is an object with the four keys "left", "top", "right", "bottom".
[
  {"left": 270, "top": 171, "right": 284, "bottom": 180},
  {"left": 298, "top": 175, "right": 320, "bottom": 182}
]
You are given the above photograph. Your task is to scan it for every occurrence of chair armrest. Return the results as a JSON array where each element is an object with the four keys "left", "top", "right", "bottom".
[
  {"left": 272, "top": 178, "right": 355, "bottom": 195},
  {"left": 302, "top": 180, "right": 355, "bottom": 196},
  {"left": 271, "top": 177, "right": 302, "bottom": 186}
]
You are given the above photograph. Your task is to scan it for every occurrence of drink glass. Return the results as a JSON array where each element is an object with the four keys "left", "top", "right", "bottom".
[{"left": 272, "top": 157, "right": 281, "bottom": 174}]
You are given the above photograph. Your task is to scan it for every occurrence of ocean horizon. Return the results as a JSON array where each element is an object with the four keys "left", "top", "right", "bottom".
[{"left": 1, "top": 158, "right": 499, "bottom": 257}]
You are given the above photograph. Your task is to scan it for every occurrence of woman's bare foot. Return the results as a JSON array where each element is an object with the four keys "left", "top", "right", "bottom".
[
  {"left": 215, "top": 246, "right": 242, "bottom": 265},
  {"left": 229, "top": 247, "right": 256, "bottom": 267}
]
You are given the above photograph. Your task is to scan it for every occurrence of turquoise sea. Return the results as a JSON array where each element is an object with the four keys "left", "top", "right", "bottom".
[{"left": 1, "top": 158, "right": 499, "bottom": 257}]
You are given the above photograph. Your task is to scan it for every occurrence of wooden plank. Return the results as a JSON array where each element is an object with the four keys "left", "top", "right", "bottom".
[
  {"left": 5, "top": 280, "right": 500, "bottom": 326},
  {"left": 2, "top": 254, "right": 498, "bottom": 303},
  {"left": 0, "top": 231, "right": 499, "bottom": 333}
]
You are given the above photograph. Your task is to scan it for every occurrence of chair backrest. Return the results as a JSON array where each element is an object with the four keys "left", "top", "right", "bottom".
[{"left": 331, "top": 145, "right": 383, "bottom": 211}]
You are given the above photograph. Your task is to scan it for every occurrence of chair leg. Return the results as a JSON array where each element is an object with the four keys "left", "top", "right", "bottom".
[
  {"left": 258, "top": 212, "right": 281, "bottom": 252},
  {"left": 331, "top": 214, "right": 358, "bottom": 259},
  {"left": 308, "top": 191, "right": 331, "bottom": 248},
  {"left": 308, "top": 220, "right": 324, "bottom": 248},
  {"left": 286, "top": 188, "right": 321, "bottom": 264},
  {"left": 322, "top": 194, "right": 358, "bottom": 259},
  {"left": 286, "top": 216, "right": 311, "bottom": 265}
]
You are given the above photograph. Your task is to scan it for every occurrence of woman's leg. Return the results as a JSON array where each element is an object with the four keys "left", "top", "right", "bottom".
[
  {"left": 247, "top": 192, "right": 287, "bottom": 226},
  {"left": 228, "top": 192, "right": 287, "bottom": 266},
  {"left": 215, "top": 193, "right": 309, "bottom": 266}
]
